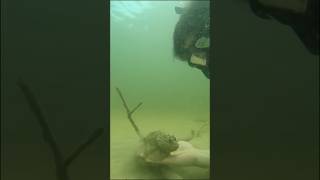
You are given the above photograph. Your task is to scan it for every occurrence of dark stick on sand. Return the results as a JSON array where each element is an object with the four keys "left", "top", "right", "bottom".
[
  {"left": 64, "top": 128, "right": 104, "bottom": 167},
  {"left": 18, "top": 79, "right": 70, "bottom": 180},
  {"left": 18, "top": 79, "right": 104, "bottom": 180},
  {"left": 115, "top": 87, "right": 143, "bottom": 139}
]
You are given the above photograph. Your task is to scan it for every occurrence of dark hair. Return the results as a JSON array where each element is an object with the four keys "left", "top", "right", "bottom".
[{"left": 173, "top": 1, "right": 210, "bottom": 61}]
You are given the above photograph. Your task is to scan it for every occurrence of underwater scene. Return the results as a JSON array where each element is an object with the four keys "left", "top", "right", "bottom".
[{"left": 110, "top": 1, "right": 210, "bottom": 179}]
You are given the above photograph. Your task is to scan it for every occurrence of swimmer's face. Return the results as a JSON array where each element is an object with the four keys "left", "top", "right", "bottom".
[
  {"left": 181, "top": 34, "right": 210, "bottom": 65},
  {"left": 186, "top": 36, "right": 210, "bottom": 78}
]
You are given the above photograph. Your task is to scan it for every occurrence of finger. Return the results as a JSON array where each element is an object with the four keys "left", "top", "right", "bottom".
[
  {"left": 146, "top": 158, "right": 155, "bottom": 163},
  {"left": 170, "top": 150, "right": 187, "bottom": 156},
  {"left": 146, "top": 158, "right": 163, "bottom": 164},
  {"left": 170, "top": 151, "right": 180, "bottom": 156}
]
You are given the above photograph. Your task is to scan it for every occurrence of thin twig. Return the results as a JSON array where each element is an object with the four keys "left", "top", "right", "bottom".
[
  {"left": 196, "top": 122, "right": 209, "bottom": 137},
  {"left": 64, "top": 128, "right": 104, "bottom": 166},
  {"left": 130, "top": 102, "right": 143, "bottom": 115},
  {"left": 115, "top": 87, "right": 143, "bottom": 139},
  {"left": 17, "top": 79, "right": 70, "bottom": 180},
  {"left": 18, "top": 79, "right": 104, "bottom": 180}
]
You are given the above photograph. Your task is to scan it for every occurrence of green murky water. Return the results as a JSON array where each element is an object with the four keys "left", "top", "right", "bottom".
[{"left": 110, "top": 1, "right": 210, "bottom": 179}]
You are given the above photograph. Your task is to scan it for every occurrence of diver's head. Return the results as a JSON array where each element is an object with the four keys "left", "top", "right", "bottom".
[{"left": 173, "top": 1, "right": 210, "bottom": 78}]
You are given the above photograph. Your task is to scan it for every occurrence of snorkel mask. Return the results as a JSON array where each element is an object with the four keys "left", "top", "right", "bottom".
[
  {"left": 175, "top": 6, "right": 210, "bottom": 78},
  {"left": 189, "top": 54, "right": 210, "bottom": 78}
]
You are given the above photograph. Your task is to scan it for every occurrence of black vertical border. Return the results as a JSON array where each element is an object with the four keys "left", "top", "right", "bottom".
[
  {"left": 209, "top": 0, "right": 215, "bottom": 179},
  {"left": 105, "top": 0, "right": 110, "bottom": 179}
]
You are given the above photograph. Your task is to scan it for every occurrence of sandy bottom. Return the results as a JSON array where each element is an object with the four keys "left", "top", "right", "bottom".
[{"left": 110, "top": 112, "right": 210, "bottom": 179}]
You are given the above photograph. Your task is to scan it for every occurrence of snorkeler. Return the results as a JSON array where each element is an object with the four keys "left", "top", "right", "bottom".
[
  {"left": 173, "top": 1, "right": 211, "bottom": 79},
  {"left": 172, "top": 0, "right": 318, "bottom": 79},
  {"left": 140, "top": 140, "right": 210, "bottom": 168},
  {"left": 248, "top": 0, "right": 319, "bottom": 55}
]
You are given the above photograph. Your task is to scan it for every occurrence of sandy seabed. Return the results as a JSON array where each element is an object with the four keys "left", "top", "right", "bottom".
[{"left": 110, "top": 112, "right": 210, "bottom": 179}]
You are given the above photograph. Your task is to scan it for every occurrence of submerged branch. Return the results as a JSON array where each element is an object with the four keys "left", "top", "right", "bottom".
[
  {"left": 130, "top": 102, "right": 143, "bottom": 115},
  {"left": 18, "top": 79, "right": 70, "bottom": 180},
  {"left": 64, "top": 128, "right": 104, "bottom": 167},
  {"left": 115, "top": 87, "right": 143, "bottom": 140},
  {"left": 18, "top": 79, "right": 104, "bottom": 180}
]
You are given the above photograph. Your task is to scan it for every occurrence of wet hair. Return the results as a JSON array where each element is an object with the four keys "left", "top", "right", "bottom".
[{"left": 173, "top": 1, "right": 210, "bottom": 62}]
